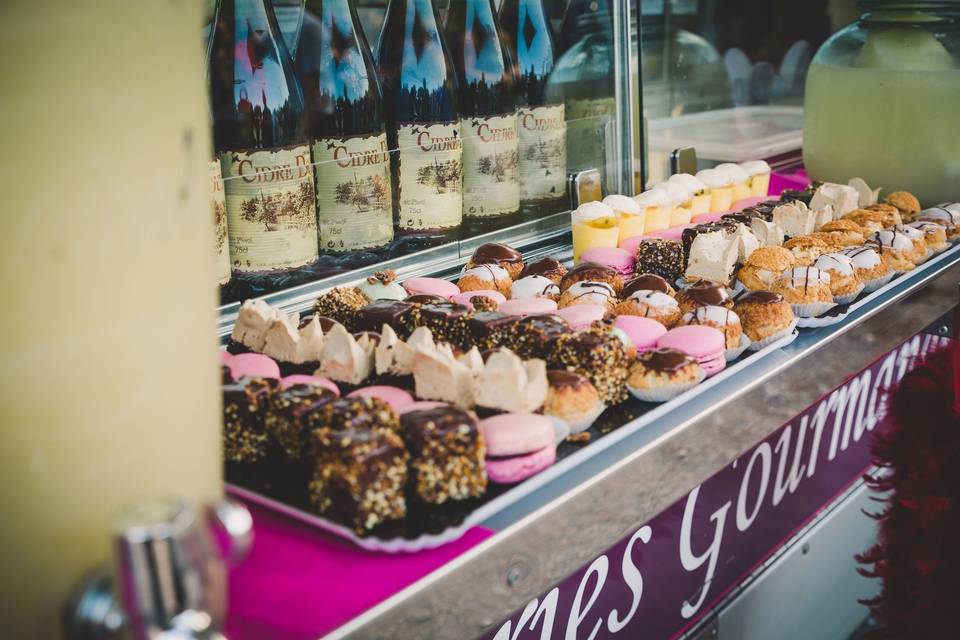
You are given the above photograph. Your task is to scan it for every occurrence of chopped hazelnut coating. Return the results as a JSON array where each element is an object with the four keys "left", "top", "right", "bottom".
[
  {"left": 400, "top": 407, "right": 487, "bottom": 504},
  {"left": 222, "top": 376, "right": 278, "bottom": 463},
  {"left": 312, "top": 287, "right": 368, "bottom": 330},
  {"left": 265, "top": 384, "right": 337, "bottom": 459},
  {"left": 549, "top": 328, "right": 629, "bottom": 404}
]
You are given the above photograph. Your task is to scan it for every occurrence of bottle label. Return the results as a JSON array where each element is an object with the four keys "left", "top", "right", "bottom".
[
  {"left": 220, "top": 145, "right": 318, "bottom": 273},
  {"left": 518, "top": 104, "right": 567, "bottom": 203},
  {"left": 396, "top": 122, "right": 463, "bottom": 230},
  {"left": 565, "top": 97, "right": 615, "bottom": 174},
  {"left": 461, "top": 114, "right": 520, "bottom": 218},
  {"left": 312, "top": 133, "right": 394, "bottom": 252},
  {"left": 209, "top": 159, "right": 232, "bottom": 285}
]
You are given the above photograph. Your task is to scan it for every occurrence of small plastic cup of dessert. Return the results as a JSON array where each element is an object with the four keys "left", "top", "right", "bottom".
[
  {"left": 668, "top": 173, "right": 711, "bottom": 217},
  {"left": 571, "top": 200, "right": 620, "bottom": 263},
  {"left": 740, "top": 160, "right": 771, "bottom": 198},
  {"left": 716, "top": 163, "right": 753, "bottom": 203},
  {"left": 634, "top": 188, "right": 671, "bottom": 232},
  {"left": 603, "top": 194, "right": 646, "bottom": 243},
  {"left": 696, "top": 168, "right": 734, "bottom": 213}
]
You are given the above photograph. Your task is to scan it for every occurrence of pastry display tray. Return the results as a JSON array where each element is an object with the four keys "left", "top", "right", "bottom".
[{"left": 222, "top": 239, "right": 960, "bottom": 552}]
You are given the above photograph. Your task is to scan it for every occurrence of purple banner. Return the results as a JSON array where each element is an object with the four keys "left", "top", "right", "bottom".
[{"left": 485, "top": 333, "right": 951, "bottom": 640}]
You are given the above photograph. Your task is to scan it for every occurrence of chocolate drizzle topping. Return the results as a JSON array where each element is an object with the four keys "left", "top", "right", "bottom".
[
  {"left": 520, "top": 258, "right": 566, "bottom": 280},
  {"left": 405, "top": 294, "right": 447, "bottom": 305},
  {"left": 547, "top": 369, "right": 590, "bottom": 390},
  {"left": 622, "top": 274, "right": 672, "bottom": 298},
  {"left": 682, "top": 281, "right": 731, "bottom": 307},
  {"left": 737, "top": 290, "right": 783, "bottom": 304},
  {"left": 640, "top": 348, "right": 695, "bottom": 373},
  {"left": 472, "top": 243, "right": 523, "bottom": 264}
]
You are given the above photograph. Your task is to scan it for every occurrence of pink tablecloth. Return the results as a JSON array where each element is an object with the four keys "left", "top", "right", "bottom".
[{"left": 226, "top": 503, "right": 494, "bottom": 639}]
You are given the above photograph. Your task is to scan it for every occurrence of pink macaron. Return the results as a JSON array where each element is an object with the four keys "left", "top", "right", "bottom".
[
  {"left": 554, "top": 303, "right": 607, "bottom": 330},
  {"left": 402, "top": 276, "right": 460, "bottom": 299},
  {"left": 580, "top": 246, "right": 635, "bottom": 277},
  {"left": 450, "top": 289, "right": 508, "bottom": 308},
  {"left": 280, "top": 374, "right": 340, "bottom": 396},
  {"left": 220, "top": 350, "right": 235, "bottom": 366},
  {"left": 613, "top": 315, "right": 667, "bottom": 354},
  {"left": 227, "top": 352, "right": 281, "bottom": 380},
  {"left": 498, "top": 297, "right": 558, "bottom": 317},
  {"left": 657, "top": 325, "right": 726, "bottom": 376},
  {"left": 479, "top": 413, "right": 557, "bottom": 484},
  {"left": 347, "top": 385, "right": 415, "bottom": 411},
  {"left": 397, "top": 400, "right": 450, "bottom": 415}
]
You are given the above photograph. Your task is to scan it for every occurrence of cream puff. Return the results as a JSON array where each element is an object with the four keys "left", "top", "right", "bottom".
[
  {"left": 892, "top": 225, "right": 929, "bottom": 262},
  {"left": 615, "top": 290, "right": 681, "bottom": 326},
  {"left": 466, "top": 242, "right": 525, "bottom": 279},
  {"left": 843, "top": 208, "right": 886, "bottom": 234},
  {"left": 511, "top": 275, "right": 561, "bottom": 301},
  {"left": 864, "top": 203, "right": 903, "bottom": 227},
  {"left": 733, "top": 291, "right": 796, "bottom": 342},
  {"left": 558, "top": 281, "right": 618, "bottom": 311},
  {"left": 908, "top": 221, "right": 949, "bottom": 252},
  {"left": 543, "top": 370, "right": 604, "bottom": 432},
  {"left": 560, "top": 262, "right": 624, "bottom": 294},
  {"left": 884, "top": 191, "right": 921, "bottom": 223},
  {"left": 839, "top": 245, "right": 891, "bottom": 283},
  {"left": 675, "top": 280, "right": 733, "bottom": 315},
  {"left": 738, "top": 246, "right": 796, "bottom": 292},
  {"left": 919, "top": 205, "right": 960, "bottom": 239},
  {"left": 868, "top": 230, "right": 916, "bottom": 272},
  {"left": 773, "top": 267, "right": 833, "bottom": 304},
  {"left": 627, "top": 348, "right": 703, "bottom": 396},
  {"left": 782, "top": 235, "right": 830, "bottom": 265},
  {"left": 458, "top": 264, "right": 513, "bottom": 296},
  {"left": 678, "top": 305, "right": 742, "bottom": 349},
  {"left": 813, "top": 253, "right": 862, "bottom": 298}
]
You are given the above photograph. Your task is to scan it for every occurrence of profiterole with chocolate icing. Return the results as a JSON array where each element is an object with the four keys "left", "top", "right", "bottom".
[{"left": 467, "top": 242, "right": 526, "bottom": 279}]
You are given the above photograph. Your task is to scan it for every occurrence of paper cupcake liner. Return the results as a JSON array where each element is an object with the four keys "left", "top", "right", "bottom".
[
  {"left": 790, "top": 300, "right": 836, "bottom": 318},
  {"left": 748, "top": 318, "right": 798, "bottom": 351},
  {"left": 730, "top": 280, "right": 746, "bottom": 297},
  {"left": 861, "top": 272, "right": 895, "bottom": 293},
  {"left": 797, "top": 310, "right": 849, "bottom": 329},
  {"left": 628, "top": 370, "right": 706, "bottom": 403},
  {"left": 547, "top": 416, "right": 572, "bottom": 444},
  {"left": 725, "top": 334, "right": 752, "bottom": 362},
  {"left": 833, "top": 283, "right": 866, "bottom": 306}
]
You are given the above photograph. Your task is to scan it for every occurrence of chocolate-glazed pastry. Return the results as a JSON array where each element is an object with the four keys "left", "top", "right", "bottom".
[
  {"left": 505, "top": 314, "right": 572, "bottom": 359},
  {"left": 520, "top": 257, "right": 568, "bottom": 283},
  {"left": 222, "top": 376, "right": 278, "bottom": 464},
  {"left": 312, "top": 287, "right": 368, "bottom": 330},
  {"left": 543, "top": 370, "right": 604, "bottom": 432},
  {"left": 314, "top": 396, "right": 401, "bottom": 434},
  {"left": 676, "top": 280, "right": 733, "bottom": 314},
  {"left": 733, "top": 290, "right": 795, "bottom": 343},
  {"left": 416, "top": 302, "right": 472, "bottom": 344},
  {"left": 549, "top": 328, "right": 629, "bottom": 404},
  {"left": 560, "top": 261, "right": 623, "bottom": 293},
  {"left": 640, "top": 348, "right": 696, "bottom": 373},
  {"left": 266, "top": 385, "right": 338, "bottom": 459},
  {"left": 354, "top": 300, "right": 418, "bottom": 338},
  {"left": 308, "top": 421, "right": 408, "bottom": 533},
  {"left": 461, "top": 311, "right": 520, "bottom": 351},
  {"left": 405, "top": 293, "right": 448, "bottom": 305},
  {"left": 400, "top": 407, "right": 487, "bottom": 504},
  {"left": 621, "top": 273, "right": 676, "bottom": 298},
  {"left": 627, "top": 347, "right": 703, "bottom": 396},
  {"left": 468, "top": 242, "right": 525, "bottom": 279},
  {"left": 779, "top": 183, "right": 820, "bottom": 205},
  {"left": 634, "top": 239, "right": 684, "bottom": 283}
]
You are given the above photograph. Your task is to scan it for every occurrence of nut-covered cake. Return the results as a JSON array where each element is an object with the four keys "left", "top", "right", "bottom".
[
  {"left": 400, "top": 406, "right": 487, "bottom": 504},
  {"left": 222, "top": 376, "right": 278, "bottom": 464}
]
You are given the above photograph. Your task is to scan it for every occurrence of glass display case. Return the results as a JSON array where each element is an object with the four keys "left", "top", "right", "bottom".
[{"left": 210, "top": 0, "right": 639, "bottom": 307}]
